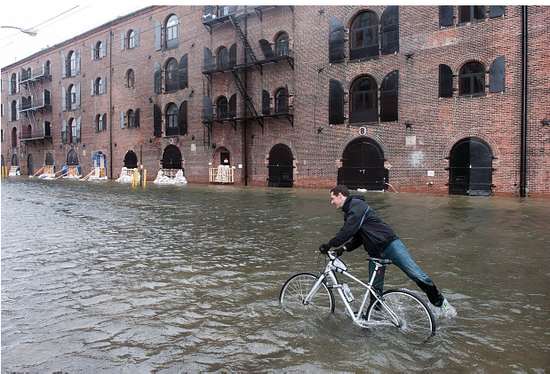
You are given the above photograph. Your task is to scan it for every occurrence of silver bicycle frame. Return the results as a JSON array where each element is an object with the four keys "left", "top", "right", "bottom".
[{"left": 305, "top": 254, "right": 401, "bottom": 328}]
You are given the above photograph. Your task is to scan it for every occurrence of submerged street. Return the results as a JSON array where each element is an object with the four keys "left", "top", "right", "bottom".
[{"left": 2, "top": 178, "right": 549, "bottom": 372}]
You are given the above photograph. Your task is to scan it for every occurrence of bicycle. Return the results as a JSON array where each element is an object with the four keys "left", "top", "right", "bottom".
[{"left": 279, "top": 250, "right": 436, "bottom": 342}]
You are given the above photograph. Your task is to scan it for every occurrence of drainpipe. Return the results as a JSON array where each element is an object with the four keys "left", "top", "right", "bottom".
[
  {"left": 108, "top": 29, "right": 114, "bottom": 180},
  {"left": 519, "top": 6, "right": 528, "bottom": 197},
  {"left": 243, "top": 7, "right": 249, "bottom": 186}
]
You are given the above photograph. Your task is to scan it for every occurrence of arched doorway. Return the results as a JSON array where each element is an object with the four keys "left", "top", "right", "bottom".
[
  {"left": 92, "top": 152, "right": 107, "bottom": 168},
  {"left": 123, "top": 150, "right": 138, "bottom": 168},
  {"left": 11, "top": 154, "right": 19, "bottom": 167},
  {"left": 448, "top": 137, "right": 493, "bottom": 196},
  {"left": 67, "top": 150, "right": 79, "bottom": 165},
  {"left": 45, "top": 152, "right": 54, "bottom": 166},
  {"left": 27, "top": 154, "right": 34, "bottom": 176},
  {"left": 161, "top": 145, "right": 182, "bottom": 169},
  {"left": 268, "top": 144, "right": 293, "bottom": 187},
  {"left": 338, "top": 137, "right": 386, "bottom": 190}
]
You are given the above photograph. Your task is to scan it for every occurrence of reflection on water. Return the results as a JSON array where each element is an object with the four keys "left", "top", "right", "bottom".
[{"left": 2, "top": 179, "right": 549, "bottom": 372}]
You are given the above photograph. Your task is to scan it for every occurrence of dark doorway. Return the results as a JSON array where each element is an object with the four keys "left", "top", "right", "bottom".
[
  {"left": 268, "top": 144, "right": 293, "bottom": 187},
  {"left": 27, "top": 154, "right": 34, "bottom": 176},
  {"left": 67, "top": 150, "right": 79, "bottom": 165},
  {"left": 448, "top": 137, "right": 493, "bottom": 196},
  {"left": 220, "top": 151, "right": 230, "bottom": 166},
  {"left": 161, "top": 145, "right": 182, "bottom": 169},
  {"left": 338, "top": 137, "right": 386, "bottom": 190},
  {"left": 123, "top": 151, "right": 138, "bottom": 168},
  {"left": 45, "top": 152, "right": 54, "bottom": 166}
]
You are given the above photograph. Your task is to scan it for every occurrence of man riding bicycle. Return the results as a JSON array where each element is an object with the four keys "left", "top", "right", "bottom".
[{"left": 319, "top": 185, "right": 456, "bottom": 318}]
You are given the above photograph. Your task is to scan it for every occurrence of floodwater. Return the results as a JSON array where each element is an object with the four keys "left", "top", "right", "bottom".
[{"left": 1, "top": 178, "right": 549, "bottom": 373}]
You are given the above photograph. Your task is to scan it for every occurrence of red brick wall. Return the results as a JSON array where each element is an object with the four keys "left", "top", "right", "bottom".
[{"left": 2, "top": 6, "right": 549, "bottom": 197}]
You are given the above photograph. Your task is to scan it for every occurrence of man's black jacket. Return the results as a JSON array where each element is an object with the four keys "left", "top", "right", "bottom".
[{"left": 328, "top": 195, "right": 398, "bottom": 256}]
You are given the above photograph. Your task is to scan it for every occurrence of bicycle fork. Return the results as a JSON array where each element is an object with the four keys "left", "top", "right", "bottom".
[{"left": 303, "top": 273, "right": 328, "bottom": 305}]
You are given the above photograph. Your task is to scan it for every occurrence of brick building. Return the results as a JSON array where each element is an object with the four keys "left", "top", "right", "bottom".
[{"left": 2, "top": 5, "right": 549, "bottom": 197}]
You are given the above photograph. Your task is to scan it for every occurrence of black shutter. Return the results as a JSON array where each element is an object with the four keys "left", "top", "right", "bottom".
[
  {"left": 439, "top": 6, "right": 454, "bottom": 27},
  {"left": 439, "top": 64, "right": 454, "bottom": 97},
  {"left": 329, "top": 79, "right": 345, "bottom": 124},
  {"left": 380, "top": 70, "right": 398, "bottom": 122},
  {"left": 489, "top": 56, "right": 505, "bottom": 93},
  {"left": 262, "top": 90, "right": 271, "bottom": 115},
  {"left": 203, "top": 96, "right": 213, "bottom": 120},
  {"left": 154, "top": 62, "right": 162, "bottom": 93},
  {"left": 135, "top": 108, "right": 140, "bottom": 128},
  {"left": 179, "top": 101, "right": 188, "bottom": 135},
  {"left": 259, "top": 39, "right": 275, "bottom": 59},
  {"left": 154, "top": 104, "right": 162, "bottom": 137},
  {"left": 489, "top": 6, "right": 505, "bottom": 18},
  {"left": 179, "top": 54, "right": 188, "bottom": 90},
  {"left": 381, "top": 6, "right": 399, "bottom": 54},
  {"left": 154, "top": 20, "right": 162, "bottom": 51},
  {"left": 204, "top": 47, "right": 214, "bottom": 71},
  {"left": 329, "top": 18, "right": 345, "bottom": 63},
  {"left": 229, "top": 43, "right": 237, "bottom": 67},
  {"left": 229, "top": 94, "right": 237, "bottom": 118}
]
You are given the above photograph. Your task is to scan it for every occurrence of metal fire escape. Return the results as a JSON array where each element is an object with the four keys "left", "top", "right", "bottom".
[
  {"left": 201, "top": 5, "right": 295, "bottom": 135},
  {"left": 19, "top": 66, "right": 53, "bottom": 145}
]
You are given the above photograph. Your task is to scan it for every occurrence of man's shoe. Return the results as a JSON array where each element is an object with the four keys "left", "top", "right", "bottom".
[{"left": 439, "top": 298, "right": 457, "bottom": 318}]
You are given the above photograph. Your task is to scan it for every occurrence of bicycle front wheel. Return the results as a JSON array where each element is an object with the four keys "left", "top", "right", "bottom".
[
  {"left": 279, "top": 273, "right": 334, "bottom": 318},
  {"left": 366, "top": 289, "right": 436, "bottom": 341}
]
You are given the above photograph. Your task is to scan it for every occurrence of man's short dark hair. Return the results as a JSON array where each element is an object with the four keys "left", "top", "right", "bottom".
[{"left": 330, "top": 185, "right": 350, "bottom": 196}]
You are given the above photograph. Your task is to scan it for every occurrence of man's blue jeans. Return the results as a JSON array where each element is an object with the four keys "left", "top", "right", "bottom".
[{"left": 369, "top": 238, "right": 444, "bottom": 307}]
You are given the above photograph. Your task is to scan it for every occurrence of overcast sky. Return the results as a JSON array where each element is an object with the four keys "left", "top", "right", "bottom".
[{"left": 1, "top": 3, "right": 148, "bottom": 68}]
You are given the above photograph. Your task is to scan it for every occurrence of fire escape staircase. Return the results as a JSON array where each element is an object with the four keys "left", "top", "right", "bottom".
[
  {"left": 19, "top": 71, "right": 53, "bottom": 145},
  {"left": 202, "top": 6, "right": 294, "bottom": 132}
]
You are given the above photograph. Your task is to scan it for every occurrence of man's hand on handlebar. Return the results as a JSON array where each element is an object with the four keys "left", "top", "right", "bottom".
[
  {"left": 318, "top": 244, "right": 345, "bottom": 257},
  {"left": 318, "top": 243, "right": 331, "bottom": 254}
]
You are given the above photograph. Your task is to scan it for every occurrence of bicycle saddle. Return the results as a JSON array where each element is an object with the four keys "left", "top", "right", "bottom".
[{"left": 368, "top": 257, "right": 392, "bottom": 265}]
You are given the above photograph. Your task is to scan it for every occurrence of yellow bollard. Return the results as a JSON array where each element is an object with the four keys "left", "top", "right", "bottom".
[
  {"left": 132, "top": 169, "right": 138, "bottom": 187},
  {"left": 143, "top": 168, "right": 147, "bottom": 187}
]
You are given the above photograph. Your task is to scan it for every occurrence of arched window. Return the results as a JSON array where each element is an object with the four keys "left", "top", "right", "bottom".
[
  {"left": 127, "top": 109, "right": 135, "bottom": 128},
  {"left": 165, "top": 58, "right": 179, "bottom": 92},
  {"left": 127, "top": 69, "right": 135, "bottom": 88},
  {"left": 165, "top": 103, "right": 178, "bottom": 136},
  {"left": 68, "top": 51, "right": 77, "bottom": 77},
  {"left": 96, "top": 114, "right": 103, "bottom": 132},
  {"left": 10, "top": 100, "right": 17, "bottom": 121},
  {"left": 275, "top": 32, "right": 289, "bottom": 57},
  {"left": 95, "top": 41, "right": 103, "bottom": 59},
  {"left": 11, "top": 127, "right": 17, "bottom": 148},
  {"left": 68, "top": 118, "right": 75, "bottom": 143},
  {"left": 216, "top": 96, "right": 228, "bottom": 119},
  {"left": 459, "top": 62, "right": 485, "bottom": 96},
  {"left": 94, "top": 77, "right": 102, "bottom": 95},
  {"left": 274, "top": 88, "right": 289, "bottom": 114},
  {"left": 10, "top": 73, "right": 17, "bottom": 94},
  {"left": 128, "top": 30, "right": 136, "bottom": 49},
  {"left": 165, "top": 15, "right": 179, "bottom": 49},
  {"left": 68, "top": 84, "right": 77, "bottom": 110},
  {"left": 350, "top": 11, "right": 379, "bottom": 60},
  {"left": 217, "top": 46, "right": 229, "bottom": 69},
  {"left": 349, "top": 76, "right": 378, "bottom": 124}
]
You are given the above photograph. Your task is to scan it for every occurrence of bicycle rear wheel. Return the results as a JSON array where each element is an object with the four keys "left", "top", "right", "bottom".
[
  {"left": 366, "top": 289, "right": 436, "bottom": 341},
  {"left": 279, "top": 273, "right": 334, "bottom": 318}
]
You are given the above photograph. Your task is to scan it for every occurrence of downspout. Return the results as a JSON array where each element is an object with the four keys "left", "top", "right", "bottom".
[
  {"left": 520, "top": 6, "right": 528, "bottom": 197},
  {"left": 108, "top": 29, "right": 114, "bottom": 180},
  {"left": 243, "top": 7, "right": 249, "bottom": 186}
]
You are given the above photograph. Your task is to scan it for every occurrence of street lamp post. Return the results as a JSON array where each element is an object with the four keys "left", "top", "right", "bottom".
[{"left": 1, "top": 26, "right": 38, "bottom": 37}]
